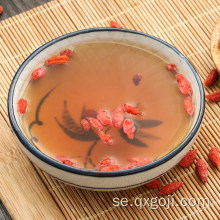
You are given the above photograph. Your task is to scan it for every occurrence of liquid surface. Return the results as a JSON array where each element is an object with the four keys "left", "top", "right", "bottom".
[{"left": 20, "top": 42, "right": 192, "bottom": 169}]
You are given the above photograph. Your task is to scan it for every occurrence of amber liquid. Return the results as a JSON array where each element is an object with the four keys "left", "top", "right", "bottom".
[{"left": 21, "top": 42, "right": 192, "bottom": 169}]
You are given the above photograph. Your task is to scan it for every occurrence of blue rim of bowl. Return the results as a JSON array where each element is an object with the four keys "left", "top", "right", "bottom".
[{"left": 8, "top": 28, "right": 205, "bottom": 177}]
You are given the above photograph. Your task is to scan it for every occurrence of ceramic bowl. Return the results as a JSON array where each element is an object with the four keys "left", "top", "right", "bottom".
[{"left": 8, "top": 28, "right": 205, "bottom": 191}]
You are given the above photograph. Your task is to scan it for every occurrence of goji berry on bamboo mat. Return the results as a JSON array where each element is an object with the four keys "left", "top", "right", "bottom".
[
  {"left": 166, "top": 64, "right": 177, "bottom": 73},
  {"left": 86, "top": 117, "right": 103, "bottom": 131},
  {"left": 176, "top": 74, "right": 193, "bottom": 95},
  {"left": 205, "top": 90, "right": 220, "bottom": 102},
  {"left": 101, "top": 165, "right": 121, "bottom": 171},
  {"left": 98, "top": 130, "right": 113, "bottom": 145},
  {"left": 17, "top": 98, "right": 27, "bottom": 114},
  {"left": 80, "top": 119, "right": 90, "bottom": 131},
  {"left": 0, "top": 6, "right": 3, "bottom": 15},
  {"left": 45, "top": 56, "right": 70, "bottom": 65},
  {"left": 184, "top": 96, "right": 194, "bottom": 116},
  {"left": 128, "top": 157, "right": 152, "bottom": 166},
  {"left": 204, "top": 69, "right": 218, "bottom": 86},
  {"left": 97, "top": 109, "right": 113, "bottom": 127},
  {"left": 30, "top": 67, "right": 46, "bottom": 81},
  {"left": 208, "top": 148, "right": 220, "bottom": 167},
  {"left": 159, "top": 182, "right": 184, "bottom": 195},
  {"left": 60, "top": 49, "right": 75, "bottom": 57},
  {"left": 110, "top": 20, "right": 122, "bottom": 28},
  {"left": 123, "top": 104, "right": 143, "bottom": 115},
  {"left": 179, "top": 149, "right": 197, "bottom": 167},
  {"left": 95, "top": 158, "right": 117, "bottom": 170},
  {"left": 145, "top": 179, "right": 161, "bottom": 189},
  {"left": 133, "top": 74, "right": 142, "bottom": 86},
  {"left": 195, "top": 159, "right": 208, "bottom": 183},
  {"left": 112, "top": 105, "right": 124, "bottom": 129},
  {"left": 123, "top": 119, "right": 135, "bottom": 139}
]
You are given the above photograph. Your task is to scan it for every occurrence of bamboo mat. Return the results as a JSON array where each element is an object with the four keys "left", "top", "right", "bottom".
[{"left": 0, "top": 0, "right": 219, "bottom": 219}]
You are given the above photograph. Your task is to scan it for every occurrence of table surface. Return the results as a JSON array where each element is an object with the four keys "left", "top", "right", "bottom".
[{"left": 0, "top": 1, "right": 50, "bottom": 220}]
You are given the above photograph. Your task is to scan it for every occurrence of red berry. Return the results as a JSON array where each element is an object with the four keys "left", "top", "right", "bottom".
[
  {"left": 80, "top": 119, "right": 90, "bottom": 131},
  {"left": 159, "top": 182, "right": 184, "bottom": 194},
  {"left": 195, "top": 159, "right": 208, "bottom": 183},
  {"left": 56, "top": 155, "right": 79, "bottom": 167},
  {"left": 145, "top": 179, "right": 161, "bottom": 189},
  {"left": 205, "top": 90, "right": 220, "bottom": 102},
  {"left": 179, "top": 149, "right": 197, "bottom": 167},
  {"left": 133, "top": 74, "right": 142, "bottom": 86},
  {"left": 30, "top": 67, "right": 46, "bottom": 81},
  {"left": 60, "top": 49, "right": 75, "bottom": 57},
  {"left": 101, "top": 165, "right": 121, "bottom": 171},
  {"left": 176, "top": 74, "right": 193, "bottom": 95},
  {"left": 204, "top": 69, "right": 218, "bottom": 86},
  {"left": 0, "top": 6, "right": 3, "bottom": 15},
  {"left": 17, "top": 98, "right": 27, "bottom": 114},
  {"left": 123, "top": 164, "right": 137, "bottom": 169},
  {"left": 123, "top": 119, "right": 135, "bottom": 139},
  {"left": 128, "top": 157, "right": 152, "bottom": 166},
  {"left": 98, "top": 130, "right": 113, "bottom": 145},
  {"left": 123, "top": 104, "right": 143, "bottom": 115},
  {"left": 86, "top": 117, "right": 103, "bottom": 131},
  {"left": 110, "top": 20, "right": 122, "bottom": 28},
  {"left": 166, "top": 64, "right": 177, "bottom": 72},
  {"left": 112, "top": 105, "right": 124, "bottom": 129},
  {"left": 208, "top": 148, "right": 220, "bottom": 167},
  {"left": 97, "top": 109, "right": 113, "bottom": 127},
  {"left": 184, "top": 96, "right": 194, "bottom": 116},
  {"left": 95, "top": 158, "right": 117, "bottom": 170}
]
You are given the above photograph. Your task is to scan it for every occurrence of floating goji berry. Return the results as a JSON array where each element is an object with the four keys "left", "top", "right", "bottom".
[
  {"left": 95, "top": 158, "right": 117, "bottom": 170},
  {"left": 80, "top": 119, "right": 90, "bottom": 131},
  {"left": 0, "top": 6, "right": 3, "bottom": 15},
  {"left": 101, "top": 165, "right": 121, "bottom": 171},
  {"left": 86, "top": 117, "right": 103, "bottom": 131},
  {"left": 176, "top": 74, "right": 193, "bottom": 95},
  {"left": 166, "top": 64, "right": 177, "bottom": 73},
  {"left": 56, "top": 155, "right": 79, "bottom": 167},
  {"left": 205, "top": 90, "right": 220, "bottom": 102},
  {"left": 110, "top": 20, "right": 122, "bottom": 28},
  {"left": 56, "top": 155, "right": 69, "bottom": 162},
  {"left": 208, "top": 148, "right": 220, "bottom": 167},
  {"left": 30, "top": 67, "right": 46, "bottom": 81},
  {"left": 204, "top": 69, "right": 218, "bottom": 86},
  {"left": 98, "top": 130, "right": 113, "bottom": 145},
  {"left": 123, "top": 164, "right": 137, "bottom": 169},
  {"left": 133, "top": 74, "right": 142, "bottom": 86},
  {"left": 45, "top": 56, "right": 70, "bottom": 65},
  {"left": 123, "top": 119, "right": 135, "bottom": 139},
  {"left": 112, "top": 105, "right": 124, "bottom": 129},
  {"left": 60, "top": 49, "right": 75, "bottom": 57},
  {"left": 17, "top": 98, "right": 27, "bottom": 114},
  {"left": 128, "top": 157, "right": 152, "bottom": 166},
  {"left": 179, "top": 149, "right": 197, "bottom": 167},
  {"left": 184, "top": 96, "right": 194, "bottom": 116},
  {"left": 159, "top": 182, "right": 184, "bottom": 195},
  {"left": 82, "top": 109, "right": 97, "bottom": 118},
  {"left": 195, "top": 159, "right": 208, "bottom": 183},
  {"left": 97, "top": 109, "right": 113, "bottom": 127},
  {"left": 123, "top": 104, "right": 143, "bottom": 115},
  {"left": 145, "top": 179, "right": 161, "bottom": 189}
]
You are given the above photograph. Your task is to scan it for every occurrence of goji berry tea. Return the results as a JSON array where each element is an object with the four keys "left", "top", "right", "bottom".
[{"left": 18, "top": 42, "right": 193, "bottom": 170}]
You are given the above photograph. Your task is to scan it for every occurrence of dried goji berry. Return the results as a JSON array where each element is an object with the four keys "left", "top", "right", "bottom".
[
  {"left": 123, "top": 164, "right": 137, "bottom": 169},
  {"left": 205, "top": 90, "right": 220, "bottom": 102},
  {"left": 17, "top": 98, "right": 27, "bottom": 114},
  {"left": 97, "top": 109, "right": 113, "bottom": 127},
  {"left": 159, "top": 182, "right": 184, "bottom": 195},
  {"left": 45, "top": 56, "right": 70, "bottom": 65},
  {"left": 0, "top": 5, "right": 3, "bottom": 15},
  {"left": 166, "top": 64, "right": 177, "bottom": 73},
  {"left": 184, "top": 96, "right": 194, "bottom": 116},
  {"left": 145, "top": 179, "right": 161, "bottom": 189},
  {"left": 179, "top": 149, "right": 197, "bottom": 167},
  {"left": 204, "top": 69, "right": 218, "bottom": 86},
  {"left": 30, "top": 67, "right": 46, "bottom": 81},
  {"left": 176, "top": 74, "right": 193, "bottom": 95},
  {"left": 101, "top": 165, "right": 121, "bottom": 171},
  {"left": 60, "top": 49, "right": 75, "bottom": 57},
  {"left": 123, "top": 119, "right": 135, "bottom": 139},
  {"left": 95, "top": 158, "right": 117, "bottom": 170},
  {"left": 133, "top": 74, "right": 142, "bottom": 86},
  {"left": 56, "top": 155, "right": 79, "bottom": 167},
  {"left": 128, "top": 157, "right": 152, "bottom": 166},
  {"left": 208, "top": 148, "right": 220, "bottom": 167},
  {"left": 56, "top": 155, "right": 69, "bottom": 162},
  {"left": 195, "top": 159, "right": 208, "bottom": 183},
  {"left": 112, "top": 105, "right": 124, "bottom": 129},
  {"left": 123, "top": 104, "right": 143, "bottom": 115},
  {"left": 80, "top": 119, "right": 90, "bottom": 131},
  {"left": 86, "top": 117, "right": 103, "bottom": 131},
  {"left": 110, "top": 20, "right": 122, "bottom": 28},
  {"left": 82, "top": 109, "right": 97, "bottom": 118},
  {"left": 98, "top": 130, "right": 113, "bottom": 145}
]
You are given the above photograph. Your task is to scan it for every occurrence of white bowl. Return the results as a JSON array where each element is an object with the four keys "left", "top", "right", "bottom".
[{"left": 8, "top": 28, "right": 205, "bottom": 191}]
